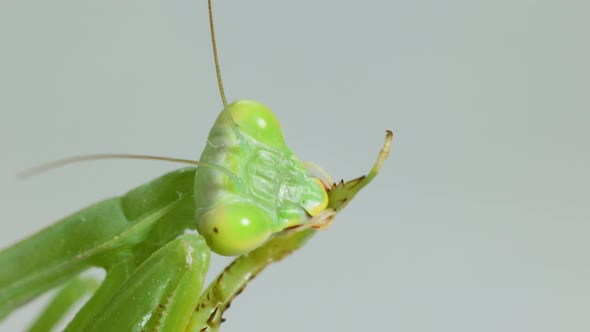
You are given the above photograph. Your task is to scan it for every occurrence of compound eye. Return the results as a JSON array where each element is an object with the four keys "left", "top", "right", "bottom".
[
  {"left": 197, "top": 201, "right": 274, "bottom": 256},
  {"left": 229, "top": 100, "right": 285, "bottom": 148}
]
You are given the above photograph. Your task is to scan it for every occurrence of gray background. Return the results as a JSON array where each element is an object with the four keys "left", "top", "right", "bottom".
[{"left": 1, "top": 0, "right": 589, "bottom": 331}]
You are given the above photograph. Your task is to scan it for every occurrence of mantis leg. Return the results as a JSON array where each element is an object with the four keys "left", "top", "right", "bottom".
[
  {"left": 0, "top": 168, "right": 197, "bottom": 322},
  {"left": 187, "top": 131, "right": 393, "bottom": 332},
  {"left": 65, "top": 233, "right": 210, "bottom": 332},
  {"left": 25, "top": 277, "right": 99, "bottom": 332},
  {"left": 280, "top": 130, "right": 393, "bottom": 235},
  {"left": 187, "top": 229, "right": 316, "bottom": 332}
]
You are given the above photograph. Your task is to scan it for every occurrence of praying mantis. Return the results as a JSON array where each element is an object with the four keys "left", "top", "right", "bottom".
[{"left": 1, "top": 1, "right": 392, "bottom": 331}]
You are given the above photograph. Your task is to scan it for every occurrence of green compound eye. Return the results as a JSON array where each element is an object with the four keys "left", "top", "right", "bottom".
[
  {"left": 197, "top": 201, "right": 274, "bottom": 256},
  {"left": 229, "top": 100, "right": 285, "bottom": 148}
]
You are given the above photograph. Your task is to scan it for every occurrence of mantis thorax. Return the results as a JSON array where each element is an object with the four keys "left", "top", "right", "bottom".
[{"left": 194, "top": 100, "right": 328, "bottom": 256}]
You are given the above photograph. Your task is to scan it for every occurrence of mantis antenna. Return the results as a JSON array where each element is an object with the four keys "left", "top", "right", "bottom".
[
  {"left": 18, "top": 1, "right": 247, "bottom": 182},
  {"left": 207, "top": 0, "right": 241, "bottom": 140},
  {"left": 17, "top": 154, "right": 240, "bottom": 183}
]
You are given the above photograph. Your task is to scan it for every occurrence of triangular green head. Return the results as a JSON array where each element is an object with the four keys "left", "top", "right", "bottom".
[{"left": 194, "top": 100, "right": 329, "bottom": 256}]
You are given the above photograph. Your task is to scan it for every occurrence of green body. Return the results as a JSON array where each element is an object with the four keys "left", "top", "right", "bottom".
[
  {"left": 0, "top": 97, "right": 392, "bottom": 331},
  {"left": 0, "top": 2, "right": 392, "bottom": 330},
  {"left": 0, "top": 167, "right": 200, "bottom": 329}
]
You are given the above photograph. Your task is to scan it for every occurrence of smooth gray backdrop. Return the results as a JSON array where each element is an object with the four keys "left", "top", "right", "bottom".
[{"left": 1, "top": 0, "right": 589, "bottom": 331}]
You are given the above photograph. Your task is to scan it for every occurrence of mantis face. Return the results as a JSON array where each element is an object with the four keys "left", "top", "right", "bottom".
[{"left": 194, "top": 100, "right": 329, "bottom": 256}]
